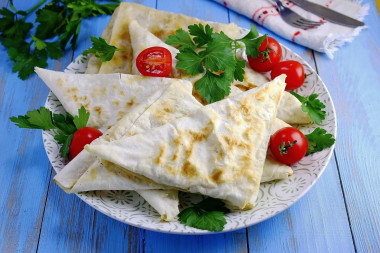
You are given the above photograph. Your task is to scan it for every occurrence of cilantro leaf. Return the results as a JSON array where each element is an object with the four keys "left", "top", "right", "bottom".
[
  {"left": 195, "top": 70, "right": 232, "bottom": 103},
  {"left": 166, "top": 29, "right": 195, "bottom": 49},
  {"left": 188, "top": 23, "right": 213, "bottom": 47},
  {"left": 178, "top": 198, "right": 229, "bottom": 232},
  {"left": 305, "top": 128, "right": 335, "bottom": 155},
  {"left": 82, "top": 36, "right": 124, "bottom": 62},
  {"left": 290, "top": 91, "right": 326, "bottom": 124},
  {"left": 73, "top": 106, "right": 90, "bottom": 129}
]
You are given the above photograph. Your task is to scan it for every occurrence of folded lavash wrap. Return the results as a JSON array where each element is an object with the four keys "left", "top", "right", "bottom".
[
  {"left": 35, "top": 67, "right": 198, "bottom": 220},
  {"left": 85, "top": 75, "right": 286, "bottom": 209},
  {"left": 212, "top": 0, "right": 369, "bottom": 58},
  {"left": 35, "top": 66, "right": 292, "bottom": 219}
]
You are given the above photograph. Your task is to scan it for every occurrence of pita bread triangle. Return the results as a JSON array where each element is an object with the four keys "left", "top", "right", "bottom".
[
  {"left": 35, "top": 67, "right": 192, "bottom": 132},
  {"left": 35, "top": 67, "right": 196, "bottom": 220},
  {"left": 86, "top": 75, "right": 286, "bottom": 209}
]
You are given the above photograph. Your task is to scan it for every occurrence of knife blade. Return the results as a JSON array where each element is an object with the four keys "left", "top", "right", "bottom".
[{"left": 290, "top": 0, "right": 365, "bottom": 28}]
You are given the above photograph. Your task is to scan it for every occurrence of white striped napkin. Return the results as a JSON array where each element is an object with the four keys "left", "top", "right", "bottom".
[{"left": 212, "top": 0, "right": 369, "bottom": 58}]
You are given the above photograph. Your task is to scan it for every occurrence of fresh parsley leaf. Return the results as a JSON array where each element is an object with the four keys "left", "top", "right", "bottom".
[
  {"left": 176, "top": 47, "right": 204, "bottom": 76},
  {"left": 10, "top": 106, "right": 90, "bottom": 158},
  {"left": 35, "top": 3, "right": 66, "bottom": 40},
  {"left": 166, "top": 29, "right": 196, "bottom": 49},
  {"left": 188, "top": 23, "right": 213, "bottom": 47},
  {"left": 305, "top": 128, "right": 335, "bottom": 155},
  {"left": 234, "top": 59, "right": 246, "bottom": 82},
  {"left": 290, "top": 91, "right": 326, "bottom": 124},
  {"left": 239, "top": 30, "right": 267, "bottom": 59},
  {"left": 178, "top": 198, "right": 229, "bottom": 232},
  {"left": 195, "top": 70, "right": 232, "bottom": 103},
  {"left": 52, "top": 113, "right": 77, "bottom": 135},
  {"left": 73, "top": 106, "right": 90, "bottom": 129},
  {"left": 166, "top": 23, "right": 266, "bottom": 104},
  {"left": 82, "top": 36, "right": 125, "bottom": 62},
  {"left": 27, "top": 107, "right": 56, "bottom": 130},
  {"left": 0, "top": 0, "right": 119, "bottom": 80},
  {"left": 203, "top": 38, "right": 234, "bottom": 72},
  {"left": 59, "top": 134, "right": 73, "bottom": 158}
]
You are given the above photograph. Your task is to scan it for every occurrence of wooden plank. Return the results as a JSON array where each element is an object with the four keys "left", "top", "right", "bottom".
[
  {"left": 313, "top": 0, "right": 380, "bottom": 252},
  {"left": 226, "top": 7, "right": 355, "bottom": 252},
  {"left": 37, "top": 180, "right": 145, "bottom": 253},
  {"left": 0, "top": 0, "right": 76, "bottom": 252},
  {"left": 35, "top": 0, "right": 156, "bottom": 252},
  {"left": 143, "top": 1, "right": 248, "bottom": 252}
]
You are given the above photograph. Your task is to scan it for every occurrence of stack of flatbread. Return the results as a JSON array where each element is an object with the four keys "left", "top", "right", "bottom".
[{"left": 36, "top": 2, "right": 312, "bottom": 222}]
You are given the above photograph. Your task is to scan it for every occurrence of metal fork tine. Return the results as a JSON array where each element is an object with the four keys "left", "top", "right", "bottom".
[
  {"left": 298, "top": 18, "right": 324, "bottom": 26},
  {"left": 273, "top": 0, "right": 325, "bottom": 29}
]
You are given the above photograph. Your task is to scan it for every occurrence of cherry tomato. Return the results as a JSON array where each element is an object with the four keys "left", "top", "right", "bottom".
[
  {"left": 247, "top": 36, "right": 282, "bottom": 73},
  {"left": 69, "top": 127, "right": 103, "bottom": 159},
  {"left": 270, "top": 60, "right": 305, "bottom": 90},
  {"left": 136, "top": 46, "right": 172, "bottom": 77},
  {"left": 269, "top": 127, "right": 308, "bottom": 165}
]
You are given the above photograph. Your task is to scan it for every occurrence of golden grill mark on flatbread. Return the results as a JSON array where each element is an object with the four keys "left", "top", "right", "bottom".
[
  {"left": 125, "top": 96, "right": 135, "bottom": 108},
  {"left": 155, "top": 145, "right": 167, "bottom": 165},
  {"left": 85, "top": 75, "right": 286, "bottom": 209}
]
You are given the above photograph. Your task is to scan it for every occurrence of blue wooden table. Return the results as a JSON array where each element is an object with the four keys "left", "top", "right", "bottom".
[{"left": 1, "top": 0, "right": 379, "bottom": 252}]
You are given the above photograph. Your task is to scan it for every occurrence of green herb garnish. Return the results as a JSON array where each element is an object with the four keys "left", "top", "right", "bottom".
[
  {"left": 166, "top": 24, "right": 266, "bottom": 103},
  {"left": 305, "top": 127, "right": 335, "bottom": 155},
  {"left": 290, "top": 91, "right": 326, "bottom": 124},
  {"left": 178, "top": 197, "right": 230, "bottom": 232},
  {"left": 0, "top": 0, "right": 120, "bottom": 80},
  {"left": 10, "top": 106, "right": 89, "bottom": 158},
  {"left": 82, "top": 36, "right": 125, "bottom": 62}
]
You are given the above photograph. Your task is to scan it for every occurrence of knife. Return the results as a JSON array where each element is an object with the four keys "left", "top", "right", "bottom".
[{"left": 290, "top": 0, "right": 365, "bottom": 28}]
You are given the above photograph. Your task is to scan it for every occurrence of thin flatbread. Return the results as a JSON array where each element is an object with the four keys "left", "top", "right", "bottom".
[
  {"left": 90, "top": 2, "right": 241, "bottom": 74},
  {"left": 86, "top": 75, "right": 286, "bottom": 209}
]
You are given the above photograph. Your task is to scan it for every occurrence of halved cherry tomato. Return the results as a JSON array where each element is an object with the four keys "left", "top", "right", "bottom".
[
  {"left": 247, "top": 36, "right": 282, "bottom": 73},
  {"left": 270, "top": 60, "right": 305, "bottom": 90},
  {"left": 269, "top": 127, "right": 308, "bottom": 165},
  {"left": 69, "top": 127, "right": 102, "bottom": 159},
  {"left": 136, "top": 46, "right": 172, "bottom": 77}
]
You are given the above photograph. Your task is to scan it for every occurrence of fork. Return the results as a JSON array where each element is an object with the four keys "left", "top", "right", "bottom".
[{"left": 273, "top": 0, "right": 325, "bottom": 29}]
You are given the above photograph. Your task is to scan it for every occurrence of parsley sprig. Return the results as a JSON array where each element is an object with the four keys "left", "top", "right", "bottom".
[
  {"left": 0, "top": 0, "right": 120, "bottom": 80},
  {"left": 10, "top": 106, "right": 90, "bottom": 158},
  {"left": 82, "top": 36, "right": 125, "bottom": 62},
  {"left": 178, "top": 197, "right": 230, "bottom": 232},
  {"left": 305, "top": 127, "right": 335, "bottom": 155},
  {"left": 166, "top": 24, "right": 266, "bottom": 103},
  {"left": 290, "top": 91, "right": 326, "bottom": 124}
]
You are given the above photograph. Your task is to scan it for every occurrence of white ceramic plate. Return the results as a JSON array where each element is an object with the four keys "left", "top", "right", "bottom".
[{"left": 42, "top": 30, "right": 336, "bottom": 234}]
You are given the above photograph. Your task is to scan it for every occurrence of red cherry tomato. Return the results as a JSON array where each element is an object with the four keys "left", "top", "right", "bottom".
[
  {"left": 69, "top": 127, "right": 103, "bottom": 159},
  {"left": 136, "top": 46, "right": 172, "bottom": 77},
  {"left": 270, "top": 60, "right": 305, "bottom": 90},
  {"left": 269, "top": 127, "right": 308, "bottom": 165},
  {"left": 247, "top": 36, "right": 282, "bottom": 73}
]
